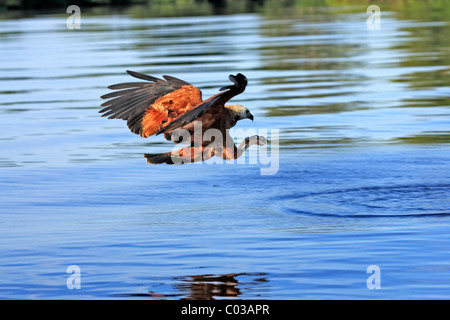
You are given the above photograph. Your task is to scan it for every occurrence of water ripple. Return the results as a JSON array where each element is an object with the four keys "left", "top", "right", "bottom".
[{"left": 277, "top": 183, "right": 450, "bottom": 219}]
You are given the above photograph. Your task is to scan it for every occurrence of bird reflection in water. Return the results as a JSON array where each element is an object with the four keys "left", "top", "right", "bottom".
[{"left": 123, "top": 272, "right": 268, "bottom": 300}]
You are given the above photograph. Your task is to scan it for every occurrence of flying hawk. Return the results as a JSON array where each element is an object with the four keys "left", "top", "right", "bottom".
[{"left": 99, "top": 71, "right": 267, "bottom": 164}]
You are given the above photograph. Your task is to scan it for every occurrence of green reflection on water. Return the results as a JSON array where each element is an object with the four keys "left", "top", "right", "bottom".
[
  {"left": 393, "top": 132, "right": 450, "bottom": 145},
  {"left": 255, "top": 0, "right": 450, "bottom": 124}
]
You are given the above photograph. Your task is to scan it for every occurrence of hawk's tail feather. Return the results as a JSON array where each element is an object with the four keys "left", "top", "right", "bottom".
[
  {"left": 144, "top": 146, "right": 212, "bottom": 165},
  {"left": 144, "top": 152, "right": 175, "bottom": 165}
]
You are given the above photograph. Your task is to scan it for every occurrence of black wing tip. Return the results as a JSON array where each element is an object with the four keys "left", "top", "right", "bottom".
[
  {"left": 100, "top": 92, "right": 111, "bottom": 99},
  {"left": 126, "top": 70, "right": 140, "bottom": 77},
  {"left": 126, "top": 70, "right": 161, "bottom": 82},
  {"left": 220, "top": 73, "right": 247, "bottom": 91},
  {"left": 229, "top": 73, "right": 247, "bottom": 84}
]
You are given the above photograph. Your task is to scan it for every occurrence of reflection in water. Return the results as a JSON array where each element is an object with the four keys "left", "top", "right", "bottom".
[
  {"left": 392, "top": 132, "right": 450, "bottom": 145},
  {"left": 121, "top": 273, "right": 269, "bottom": 300},
  {"left": 0, "top": 0, "right": 450, "bottom": 300}
]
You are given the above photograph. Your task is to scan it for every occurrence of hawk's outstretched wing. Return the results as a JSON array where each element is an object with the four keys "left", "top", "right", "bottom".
[
  {"left": 156, "top": 73, "right": 247, "bottom": 135},
  {"left": 100, "top": 71, "right": 247, "bottom": 139},
  {"left": 99, "top": 70, "right": 203, "bottom": 138}
]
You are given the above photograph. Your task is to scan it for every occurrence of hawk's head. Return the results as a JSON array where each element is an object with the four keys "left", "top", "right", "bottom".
[{"left": 226, "top": 104, "right": 254, "bottom": 121}]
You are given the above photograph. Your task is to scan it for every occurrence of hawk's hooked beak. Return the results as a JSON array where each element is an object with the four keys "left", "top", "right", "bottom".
[{"left": 248, "top": 112, "right": 254, "bottom": 121}]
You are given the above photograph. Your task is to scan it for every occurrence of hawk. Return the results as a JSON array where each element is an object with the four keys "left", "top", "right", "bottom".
[{"left": 99, "top": 71, "right": 267, "bottom": 164}]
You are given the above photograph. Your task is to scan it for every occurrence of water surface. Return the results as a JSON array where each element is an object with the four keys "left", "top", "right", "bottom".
[{"left": 0, "top": 2, "right": 449, "bottom": 299}]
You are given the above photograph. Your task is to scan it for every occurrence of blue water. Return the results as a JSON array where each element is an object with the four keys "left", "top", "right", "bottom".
[{"left": 0, "top": 5, "right": 449, "bottom": 299}]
